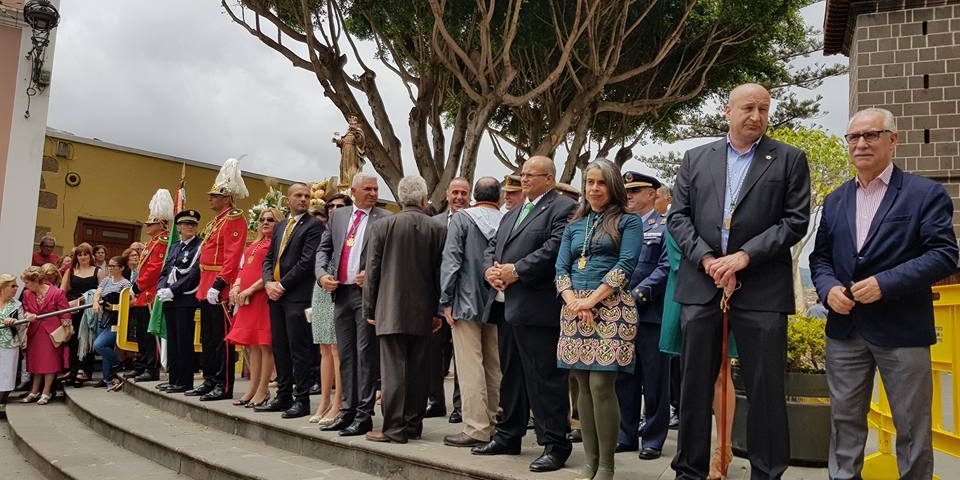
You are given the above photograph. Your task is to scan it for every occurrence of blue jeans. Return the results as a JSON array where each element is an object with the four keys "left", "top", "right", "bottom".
[{"left": 93, "top": 328, "right": 118, "bottom": 381}]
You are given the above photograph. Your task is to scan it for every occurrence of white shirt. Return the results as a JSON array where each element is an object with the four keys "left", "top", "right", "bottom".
[{"left": 344, "top": 206, "right": 371, "bottom": 285}]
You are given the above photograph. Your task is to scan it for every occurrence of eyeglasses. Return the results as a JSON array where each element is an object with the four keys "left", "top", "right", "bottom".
[
  {"left": 520, "top": 173, "right": 549, "bottom": 179},
  {"left": 844, "top": 130, "right": 892, "bottom": 144},
  {"left": 259, "top": 217, "right": 276, "bottom": 223}
]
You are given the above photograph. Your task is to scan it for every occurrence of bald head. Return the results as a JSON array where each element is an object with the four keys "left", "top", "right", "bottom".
[
  {"left": 521, "top": 156, "right": 556, "bottom": 200},
  {"left": 725, "top": 83, "right": 771, "bottom": 149}
]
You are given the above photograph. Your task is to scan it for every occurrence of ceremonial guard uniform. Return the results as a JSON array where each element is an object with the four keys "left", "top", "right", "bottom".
[
  {"left": 190, "top": 158, "right": 249, "bottom": 401},
  {"left": 156, "top": 210, "right": 202, "bottom": 393},
  {"left": 615, "top": 172, "right": 671, "bottom": 459},
  {"left": 126, "top": 189, "right": 174, "bottom": 382}
]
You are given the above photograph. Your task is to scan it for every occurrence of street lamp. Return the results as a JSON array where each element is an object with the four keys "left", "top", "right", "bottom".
[{"left": 22, "top": 0, "right": 60, "bottom": 118}]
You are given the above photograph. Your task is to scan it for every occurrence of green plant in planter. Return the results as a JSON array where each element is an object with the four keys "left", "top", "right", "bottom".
[{"left": 786, "top": 315, "right": 827, "bottom": 374}]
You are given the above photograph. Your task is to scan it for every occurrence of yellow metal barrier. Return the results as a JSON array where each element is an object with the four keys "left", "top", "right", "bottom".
[{"left": 864, "top": 284, "right": 960, "bottom": 479}]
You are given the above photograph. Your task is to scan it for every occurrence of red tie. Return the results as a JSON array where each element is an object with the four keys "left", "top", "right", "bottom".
[{"left": 338, "top": 210, "right": 365, "bottom": 283}]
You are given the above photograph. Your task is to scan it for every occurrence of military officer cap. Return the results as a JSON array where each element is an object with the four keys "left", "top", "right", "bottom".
[
  {"left": 555, "top": 182, "right": 581, "bottom": 202},
  {"left": 622, "top": 171, "right": 661, "bottom": 190},
  {"left": 175, "top": 209, "right": 201, "bottom": 225},
  {"left": 502, "top": 174, "right": 522, "bottom": 192}
]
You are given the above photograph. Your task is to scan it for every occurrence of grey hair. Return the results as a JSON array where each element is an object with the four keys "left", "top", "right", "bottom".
[
  {"left": 352, "top": 173, "right": 378, "bottom": 188},
  {"left": 397, "top": 175, "right": 429, "bottom": 207},
  {"left": 849, "top": 108, "right": 897, "bottom": 132}
]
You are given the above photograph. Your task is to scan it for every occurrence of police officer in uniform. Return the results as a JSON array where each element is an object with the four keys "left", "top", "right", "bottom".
[
  {"left": 156, "top": 210, "right": 202, "bottom": 393},
  {"left": 188, "top": 158, "right": 249, "bottom": 401},
  {"left": 614, "top": 172, "right": 671, "bottom": 460},
  {"left": 125, "top": 189, "right": 174, "bottom": 382}
]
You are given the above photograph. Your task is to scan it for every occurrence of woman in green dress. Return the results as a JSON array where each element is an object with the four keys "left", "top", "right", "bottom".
[{"left": 555, "top": 159, "right": 644, "bottom": 480}]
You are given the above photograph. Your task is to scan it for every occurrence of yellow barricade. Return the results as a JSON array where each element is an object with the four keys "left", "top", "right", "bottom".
[
  {"left": 863, "top": 284, "right": 960, "bottom": 479},
  {"left": 116, "top": 288, "right": 138, "bottom": 352}
]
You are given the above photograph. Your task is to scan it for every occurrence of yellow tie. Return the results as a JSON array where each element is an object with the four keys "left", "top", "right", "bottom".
[{"left": 273, "top": 217, "right": 296, "bottom": 281}]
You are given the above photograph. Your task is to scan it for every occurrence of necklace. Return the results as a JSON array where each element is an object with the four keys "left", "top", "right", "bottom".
[
  {"left": 578, "top": 213, "right": 603, "bottom": 270},
  {"left": 247, "top": 239, "right": 268, "bottom": 265}
]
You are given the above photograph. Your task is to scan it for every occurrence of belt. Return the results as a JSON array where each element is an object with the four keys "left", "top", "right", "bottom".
[{"left": 200, "top": 264, "right": 223, "bottom": 272}]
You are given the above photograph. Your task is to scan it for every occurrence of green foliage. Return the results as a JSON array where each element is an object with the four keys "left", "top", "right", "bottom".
[
  {"left": 768, "top": 126, "right": 853, "bottom": 212},
  {"left": 247, "top": 187, "right": 289, "bottom": 231},
  {"left": 786, "top": 314, "right": 826, "bottom": 373}
]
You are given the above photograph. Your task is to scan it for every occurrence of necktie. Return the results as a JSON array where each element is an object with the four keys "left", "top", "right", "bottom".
[
  {"left": 273, "top": 217, "right": 296, "bottom": 281},
  {"left": 338, "top": 210, "right": 366, "bottom": 284},
  {"left": 514, "top": 202, "right": 534, "bottom": 230}
]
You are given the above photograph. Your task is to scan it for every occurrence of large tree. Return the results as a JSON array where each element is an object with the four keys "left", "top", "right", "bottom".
[{"left": 224, "top": 0, "right": 842, "bottom": 202}]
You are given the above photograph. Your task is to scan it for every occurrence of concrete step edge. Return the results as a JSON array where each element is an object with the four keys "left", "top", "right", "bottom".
[
  {"left": 4, "top": 400, "right": 182, "bottom": 480},
  {"left": 64, "top": 388, "right": 377, "bottom": 480},
  {"left": 122, "top": 380, "right": 514, "bottom": 480}
]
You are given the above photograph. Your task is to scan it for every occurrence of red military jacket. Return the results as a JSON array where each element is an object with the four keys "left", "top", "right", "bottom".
[
  {"left": 132, "top": 230, "right": 169, "bottom": 307},
  {"left": 196, "top": 207, "right": 247, "bottom": 302}
]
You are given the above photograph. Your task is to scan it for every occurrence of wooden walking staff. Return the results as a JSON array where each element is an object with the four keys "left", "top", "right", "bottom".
[{"left": 718, "top": 289, "right": 733, "bottom": 478}]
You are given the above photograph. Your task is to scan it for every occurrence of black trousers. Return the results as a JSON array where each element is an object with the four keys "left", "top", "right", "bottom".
[
  {"left": 333, "top": 285, "right": 379, "bottom": 424},
  {"left": 131, "top": 306, "right": 158, "bottom": 374},
  {"left": 669, "top": 355, "right": 681, "bottom": 412},
  {"left": 379, "top": 333, "right": 430, "bottom": 442},
  {"left": 68, "top": 310, "right": 95, "bottom": 375},
  {"left": 427, "top": 321, "right": 461, "bottom": 411},
  {"left": 616, "top": 322, "right": 670, "bottom": 450},
  {"left": 164, "top": 304, "right": 197, "bottom": 388},
  {"left": 492, "top": 304, "right": 571, "bottom": 456},
  {"left": 199, "top": 302, "right": 236, "bottom": 393},
  {"left": 270, "top": 299, "right": 314, "bottom": 404},
  {"left": 671, "top": 302, "right": 789, "bottom": 480}
]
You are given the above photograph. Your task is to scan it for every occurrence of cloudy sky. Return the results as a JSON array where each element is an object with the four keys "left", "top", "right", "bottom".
[{"left": 47, "top": 0, "right": 849, "bottom": 188}]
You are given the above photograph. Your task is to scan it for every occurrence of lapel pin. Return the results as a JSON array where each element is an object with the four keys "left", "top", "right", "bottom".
[{"left": 766, "top": 155, "right": 772, "bottom": 160}]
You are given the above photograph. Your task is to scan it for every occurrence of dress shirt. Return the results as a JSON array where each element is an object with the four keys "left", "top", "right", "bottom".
[
  {"left": 855, "top": 162, "right": 894, "bottom": 252},
  {"left": 496, "top": 192, "right": 546, "bottom": 302},
  {"left": 344, "top": 205, "right": 371, "bottom": 285},
  {"left": 722, "top": 135, "right": 761, "bottom": 253}
]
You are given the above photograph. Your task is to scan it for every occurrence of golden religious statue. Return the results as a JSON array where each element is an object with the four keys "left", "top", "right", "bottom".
[{"left": 333, "top": 113, "right": 366, "bottom": 191}]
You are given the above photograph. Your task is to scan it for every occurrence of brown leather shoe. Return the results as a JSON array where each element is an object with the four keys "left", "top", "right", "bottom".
[
  {"left": 443, "top": 432, "right": 485, "bottom": 447},
  {"left": 366, "top": 430, "right": 406, "bottom": 443}
]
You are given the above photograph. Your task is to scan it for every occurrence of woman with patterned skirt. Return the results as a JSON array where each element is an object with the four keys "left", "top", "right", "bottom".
[{"left": 555, "top": 159, "right": 643, "bottom": 480}]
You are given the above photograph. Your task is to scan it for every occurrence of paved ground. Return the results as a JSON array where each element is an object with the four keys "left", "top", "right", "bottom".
[{"left": 0, "top": 418, "right": 48, "bottom": 480}]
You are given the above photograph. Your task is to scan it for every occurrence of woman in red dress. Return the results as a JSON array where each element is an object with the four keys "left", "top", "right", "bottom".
[
  {"left": 20, "top": 266, "right": 71, "bottom": 405},
  {"left": 226, "top": 207, "right": 279, "bottom": 407}
]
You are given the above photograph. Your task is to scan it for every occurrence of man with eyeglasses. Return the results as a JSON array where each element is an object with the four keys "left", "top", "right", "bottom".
[{"left": 810, "top": 107, "right": 958, "bottom": 479}]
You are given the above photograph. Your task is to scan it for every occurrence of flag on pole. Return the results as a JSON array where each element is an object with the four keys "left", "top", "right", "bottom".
[{"left": 148, "top": 163, "right": 186, "bottom": 338}]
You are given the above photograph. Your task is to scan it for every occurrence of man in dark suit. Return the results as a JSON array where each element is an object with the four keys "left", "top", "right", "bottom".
[
  {"left": 155, "top": 210, "right": 202, "bottom": 394},
  {"left": 667, "top": 83, "right": 811, "bottom": 480},
  {"left": 315, "top": 174, "right": 392, "bottom": 436},
  {"left": 471, "top": 156, "right": 577, "bottom": 473},
  {"left": 255, "top": 183, "right": 323, "bottom": 419},
  {"left": 427, "top": 177, "right": 469, "bottom": 422},
  {"left": 615, "top": 172, "right": 671, "bottom": 460},
  {"left": 362, "top": 175, "right": 447, "bottom": 443},
  {"left": 810, "top": 108, "right": 957, "bottom": 479}
]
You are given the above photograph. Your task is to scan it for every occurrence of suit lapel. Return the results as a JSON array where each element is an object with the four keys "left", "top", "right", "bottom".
[
  {"left": 735, "top": 137, "right": 776, "bottom": 206},
  {"left": 708, "top": 141, "right": 726, "bottom": 212},
  {"left": 860, "top": 167, "right": 902, "bottom": 252},
  {"left": 506, "top": 189, "right": 557, "bottom": 244},
  {"left": 843, "top": 181, "right": 858, "bottom": 253}
]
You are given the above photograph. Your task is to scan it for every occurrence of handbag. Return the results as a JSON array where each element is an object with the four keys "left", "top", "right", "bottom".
[{"left": 50, "top": 323, "right": 73, "bottom": 347}]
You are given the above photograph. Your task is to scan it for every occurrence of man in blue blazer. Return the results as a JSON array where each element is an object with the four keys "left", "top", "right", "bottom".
[{"left": 810, "top": 107, "right": 958, "bottom": 480}]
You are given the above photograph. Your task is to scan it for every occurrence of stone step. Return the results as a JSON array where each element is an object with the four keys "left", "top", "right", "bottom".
[
  {"left": 0, "top": 418, "right": 51, "bottom": 480},
  {"left": 64, "top": 386, "right": 378, "bottom": 480},
  {"left": 4, "top": 399, "right": 183, "bottom": 480}
]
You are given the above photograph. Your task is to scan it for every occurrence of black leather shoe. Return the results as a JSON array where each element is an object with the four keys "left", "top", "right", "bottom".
[
  {"left": 321, "top": 413, "right": 355, "bottom": 431},
  {"left": 566, "top": 429, "right": 582, "bottom": 443},
  {"left": 308, "top": 383, "right": 321, "bottom": 395},
  {"left": 281, "top": 402, "right": 310, "bottom": 419},
  {"left": 471, "top": 441, "right": 520, "bottom": 456},
  {"left": 448, "top": 409, "right": 462, "bottom": 424},
  {"left": 122, "top": 370, "right": 143, "bottom": 379},
  {"left": 133, "top": 372, "right": 159, "bottom": 382},
  {"left": 164, "top": 385, "right": 189, "bottom": 393},
  {"left": 638, "top": 447, "right": 662, "bottom": 460},
  {"left": 615, "top": 443, "right": 638, "bottom": 453},
  {"left": 529, "top": 452, "right": 566, "bottom": 472},
  {"left": 339, "top": 420, "right": 372, "bottom": 437},
  {"left": 199, "top": 387, "right": 231, "bottom": 401},
  {"left": 424, "top": 405, "right": 446, "bottom": 418},
  {"left": 254, "top": 399, "right": 292, "bottom": 413},
  {"left": 184, "top": 384, "right": 213, "bottom": 397}
]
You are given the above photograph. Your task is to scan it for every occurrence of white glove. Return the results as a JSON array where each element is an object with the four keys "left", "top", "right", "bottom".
[
  {"left": 157, "top": 288, "right": 173, "bottom": 302},
  {"left": 206, "top": 288, "right": 220, "bottom": 304}
]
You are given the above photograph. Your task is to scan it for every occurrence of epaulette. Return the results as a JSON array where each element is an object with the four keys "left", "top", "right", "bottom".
[
  {"left": 159, "top": 233, "right": 170, "bottom": 241},
  {"left": 226, "top": 208, "right": 244, "bottom": 220}
]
